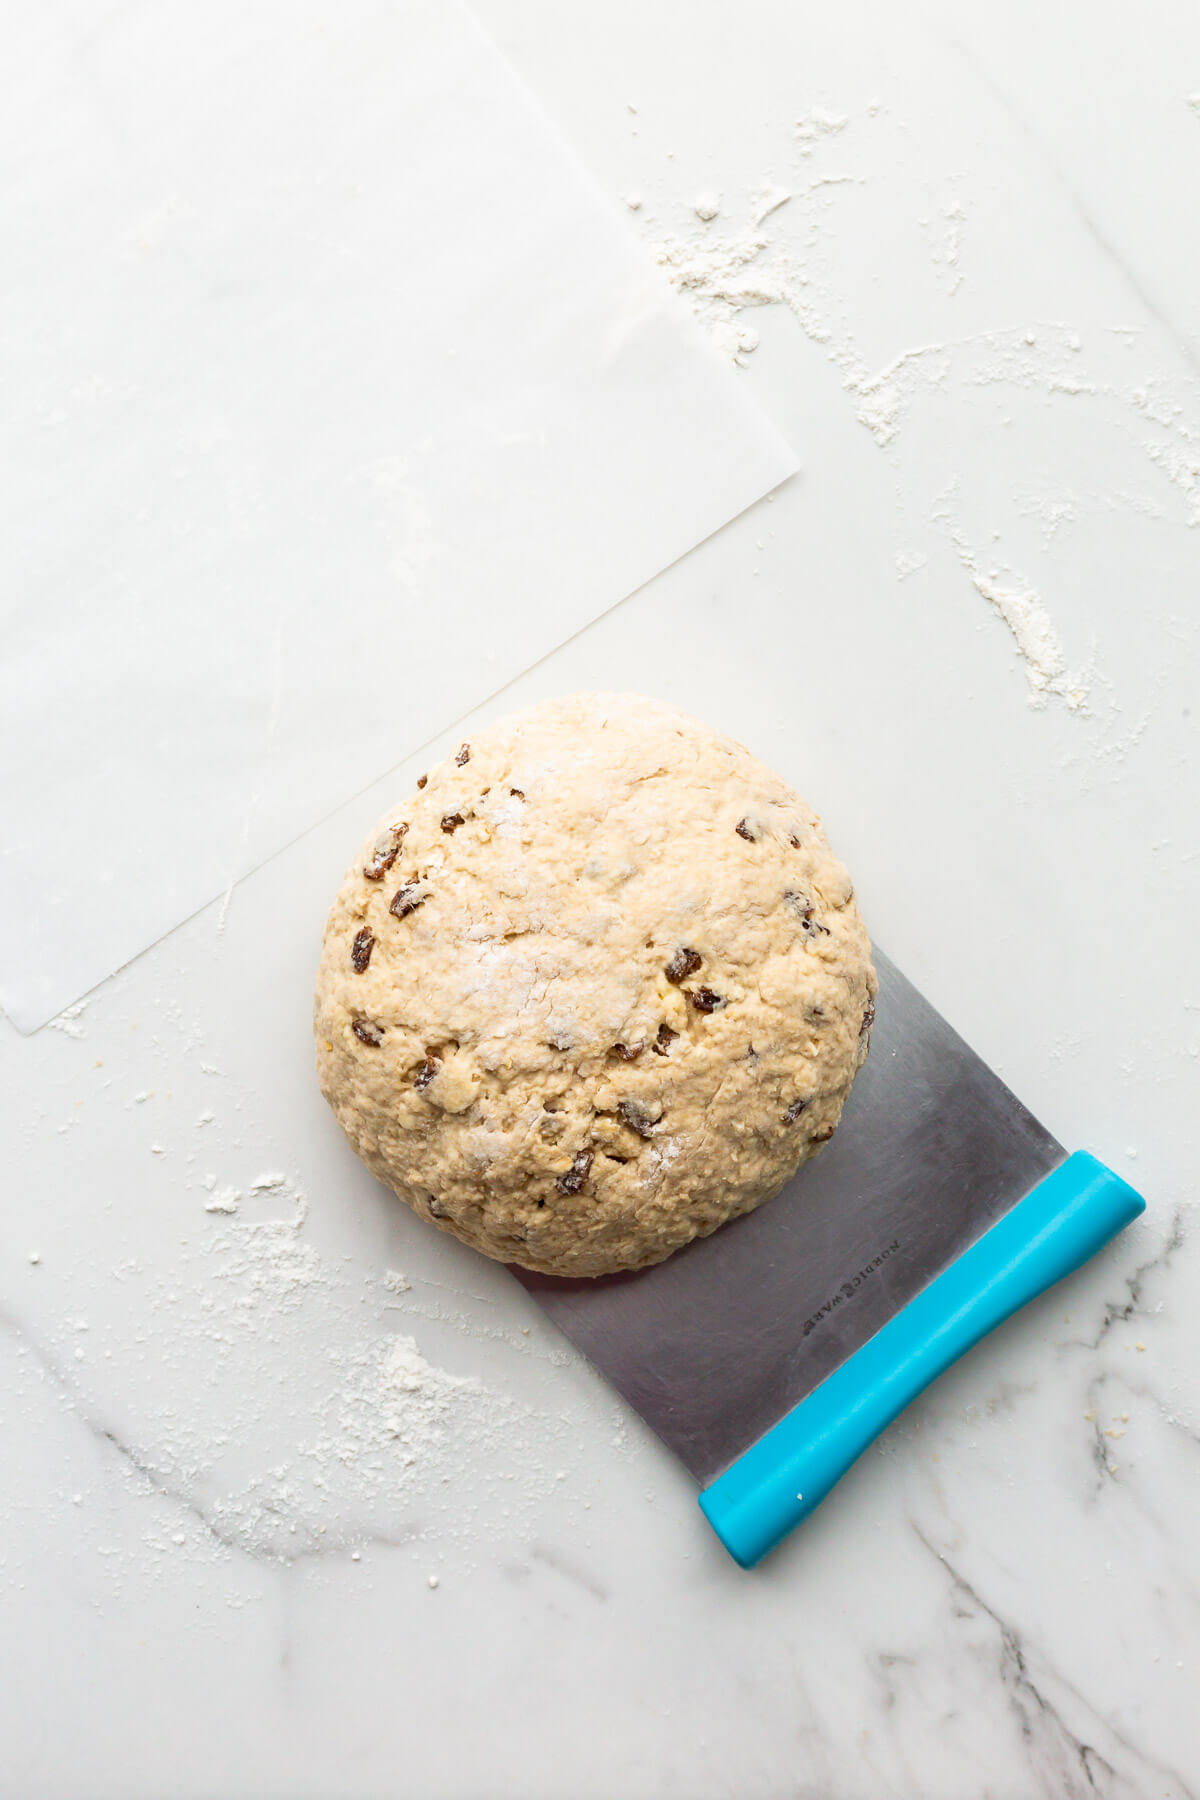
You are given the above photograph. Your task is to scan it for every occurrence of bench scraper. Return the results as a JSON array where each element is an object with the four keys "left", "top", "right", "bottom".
[{"left": 513, "top": 948, "right": 1145, "bottom": 1566}]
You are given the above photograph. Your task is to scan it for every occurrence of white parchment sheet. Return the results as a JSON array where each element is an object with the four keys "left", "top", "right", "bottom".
[{"left": 0, "top": 0, "right": 795, "bottom": 1031}]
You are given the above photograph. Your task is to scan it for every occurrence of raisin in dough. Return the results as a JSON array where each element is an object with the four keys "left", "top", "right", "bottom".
[{"left": 314, "top": 693, "right": 876, "bottom": 1277}]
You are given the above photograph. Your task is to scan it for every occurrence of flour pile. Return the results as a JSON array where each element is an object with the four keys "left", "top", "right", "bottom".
[{"left": 23, "top": 1175, "right": 582, "bottom": 1569}]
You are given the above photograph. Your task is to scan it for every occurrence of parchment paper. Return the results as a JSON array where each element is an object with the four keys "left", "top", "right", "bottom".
[{"left": 0, "top": 0, "right": 795, "bottom": 1030}]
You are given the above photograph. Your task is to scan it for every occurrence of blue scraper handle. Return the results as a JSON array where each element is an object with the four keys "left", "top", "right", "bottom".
[{"left": 698, "top": 1151, "right": 1145, "bottom": 1567}]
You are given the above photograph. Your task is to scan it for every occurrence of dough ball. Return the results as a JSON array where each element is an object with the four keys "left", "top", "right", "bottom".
[{"left": 314, "top": 693, "right": 875, "bottom": 1277}]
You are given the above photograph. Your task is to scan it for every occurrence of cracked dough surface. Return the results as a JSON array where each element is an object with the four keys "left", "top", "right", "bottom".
[{"left": 314, "top": 693, "right": 876, "bottom": 1277}]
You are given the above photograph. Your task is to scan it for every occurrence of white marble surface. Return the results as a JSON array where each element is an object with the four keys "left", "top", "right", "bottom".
[{"left": 3, "top": 3, "right": 1199, "bottom": 1796}]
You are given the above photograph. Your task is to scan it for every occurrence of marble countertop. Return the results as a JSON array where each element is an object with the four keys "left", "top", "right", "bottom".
[{"left": 3, "top": 3, "right": 1198, "bottom": 1796}]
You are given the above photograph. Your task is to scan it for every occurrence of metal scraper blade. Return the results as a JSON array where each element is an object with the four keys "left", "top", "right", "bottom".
[{"left": 511, "top": 948, "right": 1066, "bottom": 1487}]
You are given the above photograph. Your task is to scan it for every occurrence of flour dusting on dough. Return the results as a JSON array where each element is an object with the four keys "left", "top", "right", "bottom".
[{"left": 315, "top": 694, "right": 875, "bottom": 1278}]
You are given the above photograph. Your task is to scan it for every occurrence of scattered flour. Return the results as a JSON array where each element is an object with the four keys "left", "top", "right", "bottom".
[
  {"left": 204, "top": 1186, "right": 241, "bottom": 1215},
  {"left": 47, "top": 1002, "right": 88, "bottom": 1039},
  {"left": 1139, "top": 431, "right": 1200, "bottom": 528},
  {"left": 894, "top": 550, "right": 928, "bottom": 581},
  {"left": 1016, "top": 489, "right": 1078, "bottom": 547},
  {"left": 650, "top": 219, "right": 934, "bottom": 442},
  {"left": 692, "top": 191, "right": 721, "bottom": 222},
  {"left": 641, "top": 115, "right": 1197, "bottom": 723},
  {"left": 641, "top": 106, "right": 1200, "bottom": 511},
  {"left": 16, "top": 1169, "right": 584, "bottom": 1570},
  {"left": 950, "top": 531, "right": 1089, "bottom": 711},
  {"left": 750, "top": 184, "right": 791, "bottom": 227},
  {"left": 210, "top": 1197, "right": 320, "bottom": 1308},
  {"left": 921, "top": 189, "right": 966, "bottom": 296},
  {"left": 794, "top": 107, "right": 847, "bottom": 153},
  {"left": 651, "top": 232, "right": 785, "bottom": 363}
]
